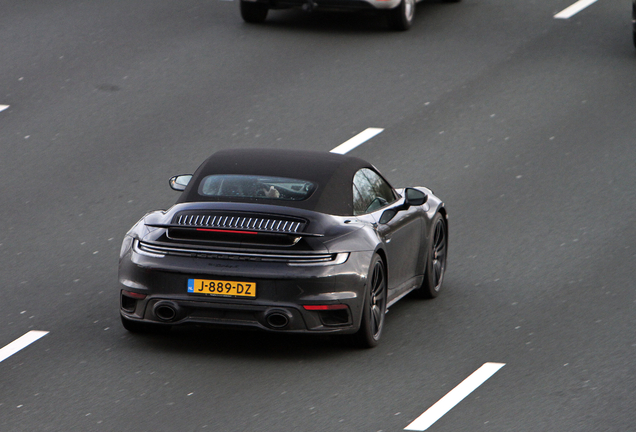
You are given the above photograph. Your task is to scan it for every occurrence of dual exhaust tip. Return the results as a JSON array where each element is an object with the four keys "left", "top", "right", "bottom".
[{"left": 153, "top": 301, "right": 291, "bottom": 329}]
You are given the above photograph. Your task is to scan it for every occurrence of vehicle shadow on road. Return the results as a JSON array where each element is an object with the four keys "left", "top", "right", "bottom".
[
  {"left": 123, "top": 324, "right": 373, "bottom": 360},
  {"left": 249, "top": 0, "right": 442, "bottom": 34},
  {"left": 263, "top": 10, "right": 389, "bottom": 33}
]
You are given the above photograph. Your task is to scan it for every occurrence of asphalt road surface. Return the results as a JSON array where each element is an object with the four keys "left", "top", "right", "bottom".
[{"left": 1, "top": 0, "right": 635, "bottom": 430}]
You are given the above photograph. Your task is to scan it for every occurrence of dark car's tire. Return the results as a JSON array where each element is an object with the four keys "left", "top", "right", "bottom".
[
  {"left": 121, "top": 316, "right": 171, "bottom": 334},
  {"left": 414, "top": 213, "right": 447, "bottom": 299},
  {"left": 240, "top": 0, "right": 269, "bottom": 23},
  {"left": 441, "top": 0, "right": 461, "bottom": 3},
  {"left": 387, "top": 0, "right": 415, "bottom": 31},
  {"left": 353, "top": 254, "right": 387, "bottom": 348}
]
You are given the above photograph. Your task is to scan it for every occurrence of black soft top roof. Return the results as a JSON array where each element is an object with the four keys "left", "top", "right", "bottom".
[{"left": 177, "top": 148, "right": 375, "bottom": 216}]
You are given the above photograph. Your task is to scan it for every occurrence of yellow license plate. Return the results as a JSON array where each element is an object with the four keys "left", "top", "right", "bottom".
[{"left": 187, "top": 279, "right": 256, "bottom": 298}]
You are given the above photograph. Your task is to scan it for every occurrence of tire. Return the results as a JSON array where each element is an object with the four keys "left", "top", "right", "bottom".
[
  {"left": 414, "top": 213, "right": 448, "bottom": 299},
  {"left": 387, "top": 0, "right": 415, "bottom": 31},
  {"left": 121, "top": 316, "right": 170, "bottom": 334},
  {"left": 353, "top": 254, "right": 387, "bottom": 348},
  {"left": 441, "top": 0, "right": 461, "bottom": 3},
  {"left": 240, "top": 0, "right": 269, "bottom": 24}
]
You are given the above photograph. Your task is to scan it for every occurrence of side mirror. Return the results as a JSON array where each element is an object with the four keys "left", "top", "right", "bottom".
[
  {"left": 379, "top": 189, "right": 428, "bottom": 224},
  {"left": 405, "top": 188, "right": 428, "bottom": 206},
  {"left": 169, "top": 174, "right": 192, "bottom": 191}
]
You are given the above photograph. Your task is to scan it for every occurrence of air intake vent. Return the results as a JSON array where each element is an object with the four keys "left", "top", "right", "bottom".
[{"left": 171, "top": 212, "right": 306, "bottom": 234}]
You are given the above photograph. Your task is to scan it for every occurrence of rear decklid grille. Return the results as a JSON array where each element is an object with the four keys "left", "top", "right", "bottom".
[
  {"left": 172, "top": 211, "right": 306, "bottom": 234},
  {"left": 141, "top": 211, "right": 317, "bottom": 247}
]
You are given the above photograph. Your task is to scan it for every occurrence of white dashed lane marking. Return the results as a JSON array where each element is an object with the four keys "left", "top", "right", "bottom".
[
  {"left": 404, "top": 362, "right": 505, "bottom": 431},
  {"left": 0, "top": 331, "right": 49, "bottom": 363},
  {"left": 330, "top": 128, "right": 384, "bottom": 154},
  {"left": 554, "top": 0, "right": 598, "bottom": 19},
  {"left": 0, "top": 105, "right": 9, "bottom": 113}
]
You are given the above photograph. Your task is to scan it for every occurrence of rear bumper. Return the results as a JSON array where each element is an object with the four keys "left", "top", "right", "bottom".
[
  {"left": 119, "top": 247, "right": 373, "bottom": 334},
  {"left": 121, "top": 295, "right": 357, "bottom": 333}
]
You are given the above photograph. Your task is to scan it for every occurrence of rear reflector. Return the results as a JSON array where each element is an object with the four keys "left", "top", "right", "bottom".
[
  {"left": 122, "top": 290, "right": 147, "bottom": 300},
  {"left": 303, "top": 304, "right": 348, "bottom": 311}
]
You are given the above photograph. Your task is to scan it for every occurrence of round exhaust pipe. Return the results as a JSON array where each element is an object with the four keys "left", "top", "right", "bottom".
[
  {"left": 153, "top": 301, "right": 179, "bottom": 322},
  {"left": 265, "top": 311, "right": 290, "bottom": 329}
]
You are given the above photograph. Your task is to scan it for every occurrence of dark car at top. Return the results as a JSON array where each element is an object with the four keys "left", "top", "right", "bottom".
[{"left": 118, "top": 149, "right": 448, "bottom": 347}]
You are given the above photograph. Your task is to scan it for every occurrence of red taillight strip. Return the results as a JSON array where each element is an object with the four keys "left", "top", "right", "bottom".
[
  {"left": 303, "top": 304, "right": 348, "bottom": 311},
  {"left": 196, "top": 228, "right": 258, "bottom": 235},
  {"left": 122, "top": 290, "right": 147, "bottom": 300}
]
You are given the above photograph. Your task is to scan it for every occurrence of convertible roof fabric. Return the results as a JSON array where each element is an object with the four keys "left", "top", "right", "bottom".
[{"left": 178, "top": 148, "right": 376, "bottom": 215}]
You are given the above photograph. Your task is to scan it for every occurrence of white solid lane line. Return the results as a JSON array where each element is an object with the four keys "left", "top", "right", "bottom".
[
  {"left": 0, "top": 105, "right": 9, "bottom": 113},
  {"left": 0, "top": 331, "right": 49, "bottom": 363},
  {"left": 554, "top": 0, "right": 598, "bottom": 19},
  {"left": 330, "top": 128, "right": 384, "bottom": 154},
  {"left": 404, "top": 362, "right": 505, "bottom": 431}
]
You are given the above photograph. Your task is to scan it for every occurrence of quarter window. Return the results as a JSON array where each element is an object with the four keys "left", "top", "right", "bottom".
[{"left": 352, "top": 168, "right": 397, "bottom": 215}]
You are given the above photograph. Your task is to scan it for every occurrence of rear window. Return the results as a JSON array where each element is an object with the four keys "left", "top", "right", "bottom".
[{"left": 197, "top": 175, "right": 316, "bottom": 201}]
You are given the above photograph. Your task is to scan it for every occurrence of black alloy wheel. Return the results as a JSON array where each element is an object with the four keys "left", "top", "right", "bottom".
[
  {"left": 354, "top": 254, "right": 387, "bottom": 348},
  {"left": 240, "top": 0, "right": 269, "bottom": 23},
  {"left": 387, "top": 0, "right": 415, "bottom": 31},
  {"left": 416, "top": 213, "right": 447, "bottom": 298}
]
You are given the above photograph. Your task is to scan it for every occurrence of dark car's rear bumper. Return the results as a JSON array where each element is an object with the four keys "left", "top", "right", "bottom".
[{"left": 119, "top": 245, "right": 373, "bottom": 334}]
